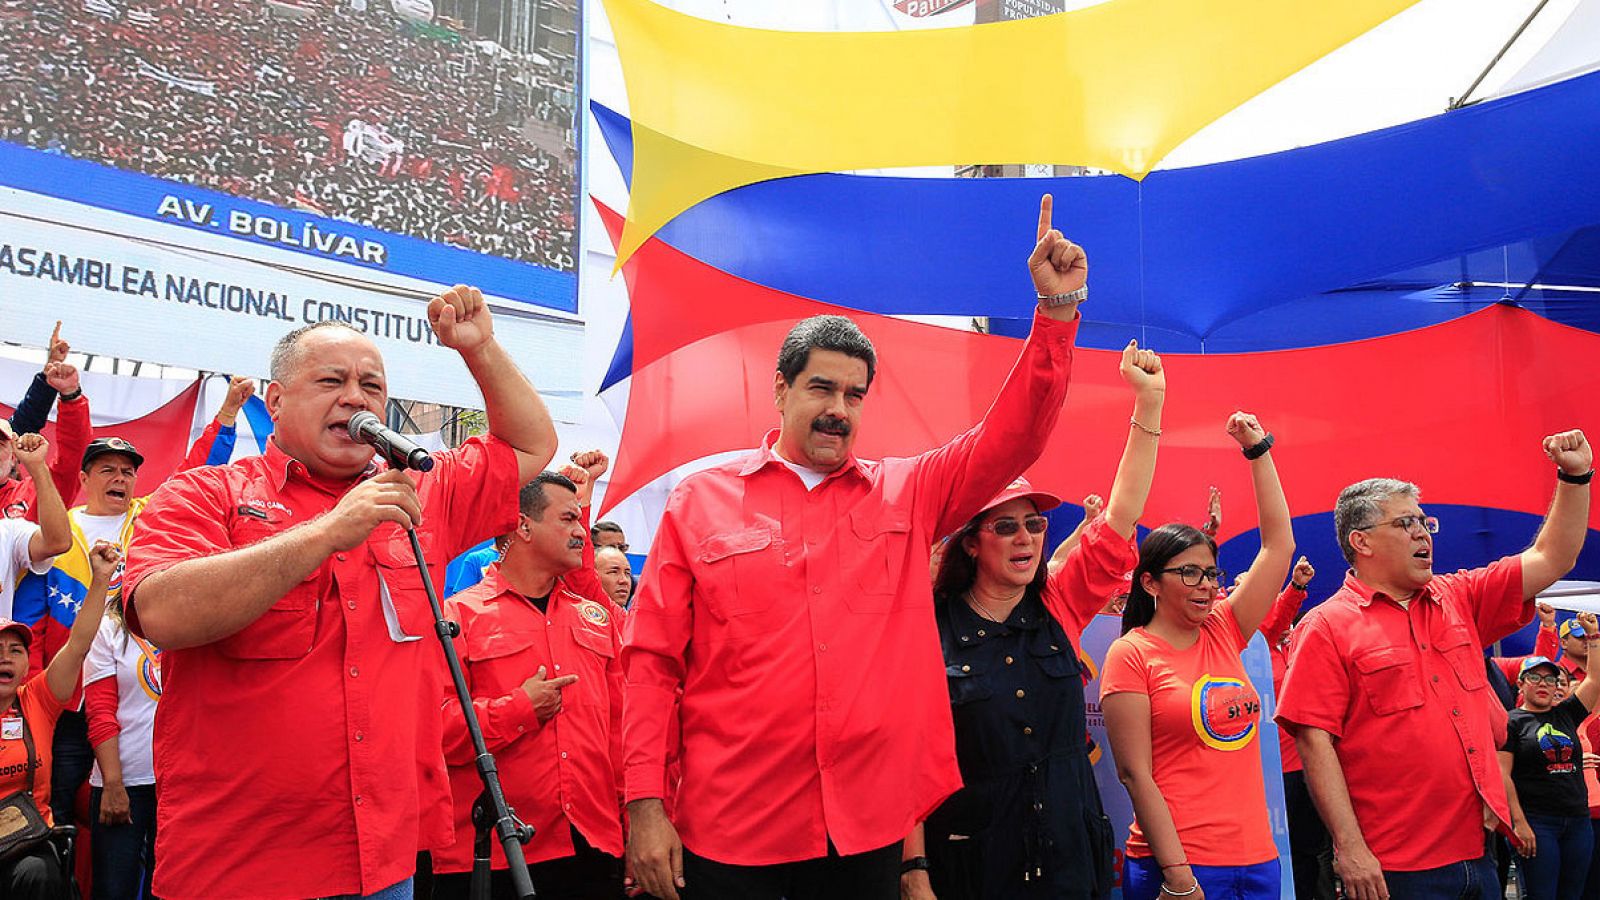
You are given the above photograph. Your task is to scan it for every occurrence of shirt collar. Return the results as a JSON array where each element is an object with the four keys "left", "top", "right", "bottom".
[
  {"left": 738, "top": 428, "right": 869, "bottom": 485},
  {"left": 951, "top": 593, "right": 1044, "bottom": 646},
  {"left": 264, "top": 437, "right": 380, "bottom": 493},
  {"left": 1342, "top": 569, "right": 1437, "bottom": 609}
]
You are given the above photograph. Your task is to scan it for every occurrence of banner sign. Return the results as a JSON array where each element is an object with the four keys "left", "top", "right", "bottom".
[
  {"left": 0, "top": 142, "right": 576, "bottom": 314},
  {"left": 0, "top": 183, "right": 582, "bottom": 415}
]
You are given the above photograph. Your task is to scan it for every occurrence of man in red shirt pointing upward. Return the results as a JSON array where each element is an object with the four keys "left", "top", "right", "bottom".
[
  {"left": 123, "top": 286, "right": 557, "bottom": 900},
  {"left": 623, "top": 197, "right": 1088, "bottom": 900}
]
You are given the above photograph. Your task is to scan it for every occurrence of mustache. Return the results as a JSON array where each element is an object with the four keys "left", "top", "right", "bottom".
[
  {"left": 811, "top": 416, "right": 852, "bottom": 437},
  {"left": 567, "top": 539, "right": 584, "bottom": 550}
]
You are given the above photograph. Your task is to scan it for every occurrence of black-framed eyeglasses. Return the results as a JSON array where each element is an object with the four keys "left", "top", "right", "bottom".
[
  {"left": 978, "top": 515, "right": 1048, "bottom": 537},
  {"left": 1160, "top": 564, "right": 1227, "bottom": 587},
  {"left": 1354, "top": 515, "right": 1440, "bottom": 536},
  {"left": 1522, "top": 673, "right": 1567, "bottom": 686}
]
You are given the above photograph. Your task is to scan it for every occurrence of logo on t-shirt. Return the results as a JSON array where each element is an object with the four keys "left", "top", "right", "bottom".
[
  {"left": 1191, "top": 675, "right": 1261, "bottom": 751},
  {"left": 1538, "top": 723, "right": 1577, "bottom": 775}
]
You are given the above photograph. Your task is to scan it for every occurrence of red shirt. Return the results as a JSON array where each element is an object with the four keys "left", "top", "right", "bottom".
[
  {"left": 1258, "top": 583, "right": 1308, "bottom": 773},
  {"left": 124, "top": 436, "right": 520, "bottom": 899},
  {"left": 1276, "top": 559, "right": 1530, "bottom": 872},
  {"left": 622, "top": 313, "right": 1078, "bottom": 865},
  {"left": 0, "top": 392, "right": 90, "bottom": 519},
  {"left": 1489, "top": 625, "right": 1562, "bottom": 685},
  {"left": 435, "top": 564, "right": 625, "bottom": 873}
]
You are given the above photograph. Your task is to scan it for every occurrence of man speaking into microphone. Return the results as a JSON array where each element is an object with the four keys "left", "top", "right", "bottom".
[{"left": 123, "top": 286, "right": 557, "bottom": 900}]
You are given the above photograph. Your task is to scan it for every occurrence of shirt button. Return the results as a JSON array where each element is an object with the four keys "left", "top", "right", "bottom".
[
  {"left": 1420, "top": 644, "right": 1428, "bottom": 650},
  {"left": 348, "top": 601, "right": 357, "bottom": 610},
  {"left": 960, "top": 636, "right": 970, "bottom": 643},
  {"left": 1016, "top": 689, "right": 1026, "bottom": 699},
  {"left": 355, "top": 732, "right": 364, "bottom": 742},
  {"left": 1432, "top": 675, "right": 1440, "bottom": 683},
  {"left": 355, "top": 795, "right": 364, "bottom": 806},
  {"left": 1023, "top": 726, "right": 1034, "bottom": 736},
  {"left": 961, "top": 665, "right": 971, "bottom": 673},
  {"left": 1452, "top": 708, "right": 1461, "bottom": 717},
  {"left": 517, "top": 725, "right": 525, "bottom": 733},
  {"left": 554, "top": 665, "right": 561, "bottom": 671},
  {"left": 812, "top": 587, "right": 822, "bottom": 594},
  {"left": 977, "top": 629, "right": 986, "bottom": 637},
  {"left": 561, "top": 751, "right": 568, "bottom": 759},
  {"left": 1050, "top": 645, "right": 1059, "bottom": 651},
  {"left": 337, "top": 553, "right": 347, "bottom": 562},
  {"left": 1005, "top": 656, "right": 1015, "bottom": 665},
  {"left": 819, "top": 644, "right": 828, "bottom": 652},
  {"left": 350, "top": 667, "right": 359, "bottom": 678}
]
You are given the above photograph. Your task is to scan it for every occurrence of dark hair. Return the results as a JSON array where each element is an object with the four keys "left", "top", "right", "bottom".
[
  {"left": 1121, "top": 524, "right": 1218, "bottom": 634},
  {"left": 592, "top": 520, "right": 625, "bottom": 541},
  {"left": 932, "top": 509, "right": 1050, "bottom": 612},
  {"left": 776, "top": 315, "right": 877, "bottom": 387},
  {"left": 518, "top": 472, "right": 577, "bottom": 521}
]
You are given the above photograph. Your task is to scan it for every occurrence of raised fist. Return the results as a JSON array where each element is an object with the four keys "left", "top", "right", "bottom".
[
  {"left": 1119, "top": 340, "right": 1164, "bottom": 396},
  {"left": 1083, "top": 494, "right": 1104, "bottom": 519},
  {"left": 12, "top": 433, "right": 49, "bottom": 469},
  {"left": 1292, "top": 556, "right": 1315, "bottom": 586},
  {"left": 43, "top": 361, "right": 79, "bottom": 396},
  {"left": 1226, "top": 412, "right": 1267, "bottom": 451},
  {"left": 1544, "top": 430, "right": 1593, "bottom": 477}
]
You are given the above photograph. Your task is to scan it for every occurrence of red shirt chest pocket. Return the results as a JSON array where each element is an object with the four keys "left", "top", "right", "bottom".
[
  {"left": 566, "top": 625, "right": 615, "bottom": 708},
  {"left": 696, "top": 526, "right": 785, "bottom": 619},
  {"left": 464, "top": 624, "right": 541, "bottom": 697},
  {"left": 1352, "top": 645, "right": 1426, "bottom": 717},
  {"left": 371, "top": 530, "right": 444, "bottom": 641},
  {"left": 216, "top": 517, "right": 322, "bottom": 661},
  {"left": 1434, "top": 625, "right": 1489, "bottom": 693}
]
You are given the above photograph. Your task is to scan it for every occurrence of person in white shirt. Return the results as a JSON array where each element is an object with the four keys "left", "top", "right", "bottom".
[
  {"left": 0, "top": 433, "right": 70, "bottom": 617},
  {"left": 84, "top": 603, "right": 161, "bottom": 900}
]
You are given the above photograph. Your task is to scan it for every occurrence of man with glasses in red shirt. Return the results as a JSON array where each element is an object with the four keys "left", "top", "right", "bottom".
[
  {"left": 623, "top": 197, "right": 1088, "bottom": 900},
  {"left": 1277, "top": 429, "right": 1593, "bottom": 900}
]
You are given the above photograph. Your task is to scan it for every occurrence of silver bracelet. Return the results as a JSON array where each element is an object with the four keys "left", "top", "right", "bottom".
[
  {"left": 1036, "top": 285, "right": 1088, "bottom": 307},
  {"left": 1130, "top": 417, "right": 1162, "bottom": 437},
  {"left": 1161, "top": 882, "right": 1200, "bottom": 897}
]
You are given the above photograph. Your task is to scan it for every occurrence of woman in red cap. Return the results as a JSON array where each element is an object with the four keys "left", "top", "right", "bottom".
[
  {"left": 0, "top": 538, "right": 120, "bottom": 898},
  {"left": 1099, "top": 411, "right": 1292, "bottom": 900},
  {"left": 902, "top": 341, "right": 1165, "bottom": 900}
]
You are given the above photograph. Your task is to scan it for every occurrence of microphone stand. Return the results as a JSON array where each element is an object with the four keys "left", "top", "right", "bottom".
[{"left": 406, "top": 526, "right": 537, "bottom": 899}]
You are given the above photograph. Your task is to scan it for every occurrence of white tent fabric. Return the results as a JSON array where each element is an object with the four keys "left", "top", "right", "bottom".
[{"left": 1491, "top": 0, "right": 1600, "bottom": 98}]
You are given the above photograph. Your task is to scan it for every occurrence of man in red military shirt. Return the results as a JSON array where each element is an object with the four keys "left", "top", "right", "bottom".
[
  {"left": 624, "top": 197, "right": 1088, "bottom": 900},
  {"left": 1277, "top": 430, "right": 1593, "bottom": 900},
  {"left": 123, "top": 285, "right": 557, "bottom": 900},
  {"left": 434, "top": 452, "right": 626, "bottom": 899}
]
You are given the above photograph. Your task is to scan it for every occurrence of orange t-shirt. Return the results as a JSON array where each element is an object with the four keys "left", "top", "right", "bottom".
[
  {"left": 0, "top": 677, "right": 66, "bottom": 825},
  {"left": 1100, "top": 602, "right": 1276, "bottom": 866}
]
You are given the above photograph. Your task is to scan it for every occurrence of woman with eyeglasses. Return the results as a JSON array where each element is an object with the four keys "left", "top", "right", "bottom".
[
  {"left": 1501, "top": 635, "right": 1600, "bottom": 900},
  {"left": 1099, "top": 412, "right": 1293, "bottom": 900},
  {"left": 900, "top": 342, "right": 1165, "bottom": 900}
]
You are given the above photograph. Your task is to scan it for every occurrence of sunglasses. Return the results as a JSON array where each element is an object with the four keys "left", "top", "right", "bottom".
[
  {"left": 1160, "top": 565, "right": 1228, "bottom": 587},
  {"left": 977, "top": 515, "right": 1048, "bottom": 537}
]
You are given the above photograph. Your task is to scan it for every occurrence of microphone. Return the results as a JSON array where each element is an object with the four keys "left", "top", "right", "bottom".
[{"left": 347, "top": 411, "right": 435, "bottom": 472}]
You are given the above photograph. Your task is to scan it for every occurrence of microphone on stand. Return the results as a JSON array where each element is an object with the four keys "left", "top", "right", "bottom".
[{"left": 347, "top": 411, "right": 435, "bottom": 473}]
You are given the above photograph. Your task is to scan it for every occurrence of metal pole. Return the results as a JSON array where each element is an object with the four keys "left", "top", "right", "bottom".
[{"left": 1448, "top": 0, "right": 1553, "bottom": 109}]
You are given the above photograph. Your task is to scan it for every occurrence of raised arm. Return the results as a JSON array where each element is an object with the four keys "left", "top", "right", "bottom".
[
  {"left": 1104, "top": 342, "right": 1164, "bottom": 540},
  {"left": 45, "top": 541, "right": 118, "bottom": 703},
  {"left": 42, "top": 358, "right": 89, "bottom": 509},
  {"left": 428, "top": 285, "right": 557, "bottom": 483},
  {"left": 1259, "top": 558, "right": 1313, "bottom": 645},
  {"left": 14, "top": 435, "right": 70, "bottom": 564},
  {"left": 182, "top": 376, "right": 254, "bottom": 471},
  {"left": 1520, "top": 430, "right": 1593, "bottom": 599},
  {"left": 1048, "top": 494, "right": 1101, "bottom": 576},
  {"left": 1219, "top": 413, "right": 1294, "bottom": 638},
  {"left": 7, "top": 323, "right": 70, "bottom": 436},
  {"left": 918, "top": 196, "right": 1083, "bottom": 538}
]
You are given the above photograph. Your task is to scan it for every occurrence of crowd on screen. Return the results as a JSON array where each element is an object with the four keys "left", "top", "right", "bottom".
[
  {"left": 0, "top": 203, "right": 1593, "bottom": 900},
  {"left": 0, "top": 0, "right": 577, "bottom": 271}
]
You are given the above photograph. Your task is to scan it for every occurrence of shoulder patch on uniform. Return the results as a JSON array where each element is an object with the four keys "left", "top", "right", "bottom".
[{"left": 578, "top": 599, "right": 610, "bottom": 626}]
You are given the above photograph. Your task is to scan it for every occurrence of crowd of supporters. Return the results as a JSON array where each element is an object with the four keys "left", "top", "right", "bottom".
[{"left": 0, "top": 0, "right": 577, "bottom": 270}]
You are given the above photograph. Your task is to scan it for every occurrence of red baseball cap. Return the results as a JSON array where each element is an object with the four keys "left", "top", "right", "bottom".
[
  {"left": 977, "top": 476, "right": 1062, "bottom": 518},
  {"left": 0, "top": 619, "right": 31, "bottom": 648}
]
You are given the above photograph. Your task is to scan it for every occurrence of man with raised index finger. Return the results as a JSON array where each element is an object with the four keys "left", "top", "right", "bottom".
[
  {"left": 624, "top": 196, "right": 1088, "bottom": 900},
  {"left": 123, "top": 285, "right": 558, "bottom": 900}
]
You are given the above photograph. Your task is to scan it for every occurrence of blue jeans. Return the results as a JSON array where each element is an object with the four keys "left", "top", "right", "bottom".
[
  {"left": 1123, "top": 856, "right": 1280, "bottom": 900},
  {"left": 1521, "top": 814, "right": 1593, "bottom": 900},
  {"left": 90, "top": 784, "right": 157, "bottom": 900},
  {"left": 320, "top": 879, "right": 414, "bottom": 900},
  {"left": 1383, "top": 852, "right": 1498, "bottom": 900}
]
